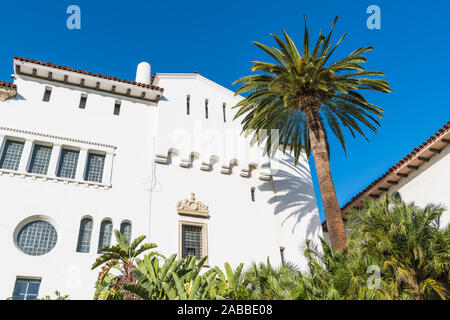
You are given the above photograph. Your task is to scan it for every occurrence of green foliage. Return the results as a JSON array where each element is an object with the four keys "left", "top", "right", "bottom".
[
  {"left": 92, "top": 230, "right": 163, "bottom": 300},
  {"left": 232, "top": 16, "right": 392, "bottom": 161},
  {"left": 38, "top": 290, "right": 70, "bottom": 300},
  {"left": 242, "top": 259, "right": 301, "bottom": 299},
  {"left": 91, "top": 197, "right": 449, "bottom": 300},
  {"left": 124, "top": 254, "right": 216, "bottom": 300},
  {"left": 295, "top": 238, "right": 384, "bottom": 300},
  {"left": 208, "top": 263, "right": 248, "bottom": 299},
  {"left": 347, "top": 195, "right": 450, "bottom": 300}
]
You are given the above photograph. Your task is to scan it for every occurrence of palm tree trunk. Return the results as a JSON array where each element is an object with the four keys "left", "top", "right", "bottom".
[{"left": 306, "top": 108, "right": 347, "bottom": 251}]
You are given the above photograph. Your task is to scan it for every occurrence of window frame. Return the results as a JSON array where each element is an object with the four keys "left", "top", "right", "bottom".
[
  {"left": 12, "top": 277, "right": 41, "bottom": 300},
  {"left": 84, "top": 151, "right": 106, "bottom": 183},
  {"left": 98, "top": 219, "right": 113, "bottom": 253},
  {"left": 16, "top": 220, "right": 58, "bottom": 256},
  {"left": 119, "top": 221, "right": 132, "bottom": 243},
  {"left": 0, "top": 138, "right": 25, "bottom": 171},
  {"left": 113, "top": 100, "right": 121, "bottom": 115},
  {"left": 76, "top": 217, "right": 93, "bottom": 253},
  {"left": 186, "top": 95, "right": 190, "bottom": 115},
  {"left": 222, "top": 103, "right": 226, "bottom": 122},
  {"left": 56, "top": 147, "right": 80, "bottom": 179},
  {"left": 79, "top": 93, "right": 88, "bottom": 109},
  {"left": 178, "top": 220, "right": 208, "bottom": 265},
  {"left": 28, "top": 143, "right": 53, "bottom": 175},
  {"left": 42, "top": 86, "right": 52, "bottom": 102}
]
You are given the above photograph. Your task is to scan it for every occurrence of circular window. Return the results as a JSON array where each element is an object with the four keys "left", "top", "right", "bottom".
[{"left": 17, "top": 220, "right": 57, "bottom": 256}]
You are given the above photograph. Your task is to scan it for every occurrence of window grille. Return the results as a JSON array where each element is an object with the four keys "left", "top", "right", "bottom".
[
  {"left": 17, "top": 221, "right": 58, "bottom": 256},
  {"left": 98, "top": 220, "right": 113, "bottom": 252},
  {"left": 28, "top": 145, "right": 52, "bottom": 175},
  {"left": 182, "top": 225, "right": 203, "bottom": 259},
  {"left": 12, "top": 278, "right": 41, "bottom": 300},
  {"left": 57, "top": 149, "right": 79, "bottom": 179},
  {"left": 85, "top": 153, "right": 105, "bottom": 183},
  {"left": 120, "top": 222, "right": 132, "bottom": 242},
  {"left": 0, "top": 140, "right": 24, "bottom": 171},
  {"left": 76, "top": 218, "right": 93, "bottom": 253}
]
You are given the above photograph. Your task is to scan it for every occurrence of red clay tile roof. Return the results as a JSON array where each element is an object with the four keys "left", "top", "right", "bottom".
[
  {"left": 14, "top": 57, "right": 164, "bottom": 92},
  {"left": 341, "top": 121, "right": 450, "bottom": 211},
  {"left": 0, "top": 81, "right": 17, "bottom": 89}
]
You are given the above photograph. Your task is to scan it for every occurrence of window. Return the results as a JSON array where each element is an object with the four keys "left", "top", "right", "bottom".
[
  {"left": 85, "top": 153, "right": 105, "bottom": 183},
  {"left": 205, "top": 99, "right": 208, "bottom": 119},
  {"left": 57, "top": 149, "right": 79, "bottom": 179},
  {"left": 79, "top": 93, "right": 87, "bottom": 109},
  {"left": 76, "top": 218, "right": 93, "bottom": 253},
  {"left": 120, "top": 222, "right": 132, "bottom": 242},
  {"left": 28, "top": 144, "right": 52, "bottom": 175},
  {"left": 222, "top": 103, "right": 226, "bottom": 122},
  {"left": 114, "top": 101, "right": 121, "bottom": 115},
  {"left": 186, "top": 95, "right": 190, "bottom": 115},
  {"left": 392, "top": 191, "right": 402, "bottom": 200},
  {"left": 17, "top": 220, "right": 58, "bottom": 256},
  {"left": 12, "top": 278, "right": 41, "bottom": 300},
  {"left": 43, "top": 86, "right": 52, "bottom": 102},
  {"left": 251, "top": 187, "right": 255, "bottom": 202},
  {"left": 0, "top": 140, "right": 24, "bottom": 171},
  {"left": 98, "top": 220, "right": 113, "bottom": 252},
  {"left": 280, "top": 247, "right": 286, "bottom": 265},
  {"left": 180, "top": 223, "right": 206, "bottom": 261}
]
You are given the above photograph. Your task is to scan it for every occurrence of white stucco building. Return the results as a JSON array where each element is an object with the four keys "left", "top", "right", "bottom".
[
  {"left": 322, "top": 121, "right": 450, "bottom": 239},
  {"left": 0, "top": 57, "right": 323, "bottom": 300}
]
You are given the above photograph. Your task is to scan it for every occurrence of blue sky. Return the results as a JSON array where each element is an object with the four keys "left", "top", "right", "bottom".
[{"left": 1, "top": 0, "right": 449, "bottom": 221}]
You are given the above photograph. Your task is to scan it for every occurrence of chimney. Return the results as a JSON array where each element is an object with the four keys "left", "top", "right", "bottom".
[{"left": 135, "top": 62, "right": 151, "bottom": 84}]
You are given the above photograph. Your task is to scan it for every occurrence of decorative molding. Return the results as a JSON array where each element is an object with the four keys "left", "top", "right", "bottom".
[
  {"left": 176, "top": 193, "right": 209, "bottom": 218},
  {"left": 0, "top": 127, "right": 116, "bottom": 149},
  {"left": 155, "top": 148, "right": 273, "bottom": 181},
  {"left": 0, "top": 168, "right": 110, "bottom": 190},
  {"left": 0, "top": 86, "right": 17, "bottom": 101}
]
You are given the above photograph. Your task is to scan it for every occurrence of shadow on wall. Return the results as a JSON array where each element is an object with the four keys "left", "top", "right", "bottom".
[{"left": 259, "top": 156, "right": 319, "bottom": 238}]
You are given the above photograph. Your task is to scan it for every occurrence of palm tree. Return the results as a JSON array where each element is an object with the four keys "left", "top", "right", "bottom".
[
  {"left": 233, "top": 17, "right": 392, "bottom": 251},
  {"left": 297, "top": 238, "right": 384, "bottom": 300},
  {"left": 242, "top": 258, "right": 301, "bottom": 299},
  {"left": 348, "top": 195, "right": 450, "bottom": 300},
  {"left": 92, "top": 230, "right": 163, "bottom": 299}
]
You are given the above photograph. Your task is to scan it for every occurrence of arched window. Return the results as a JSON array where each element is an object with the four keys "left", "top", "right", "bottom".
[
  {"left": 120, "top": 221, "right": 132, "bottom": 242},
  {"left": 205, "top": 99, "right": 209, "bottom": 119},
  {"left": 251, "top": 187, "right": 256, "bottom": 202},
  {"left": 76, "top": 217, "right": 93, "bottom": 253},
  {"left": 98, "top": 220, "right": 112, "bottom": 252},
  {"left": 392, "top": 191, "right": 402, "bottom": 200},
  {"left": 17, "top": 220, "right": 57, "bottom": 256}
]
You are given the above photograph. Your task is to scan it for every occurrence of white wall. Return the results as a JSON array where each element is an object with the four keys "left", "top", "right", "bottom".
[
  {"left": 386, "top": 144, "right": 450, "bottom": 228},
  {"left": 0, "top": 72, "right": 322, "bottom": 299},
  {"left": 0, "top": 76, "right": 157, "bottom": 299},
  {"left": 151, "top": 74, "right": 322, "bottom": 270}
]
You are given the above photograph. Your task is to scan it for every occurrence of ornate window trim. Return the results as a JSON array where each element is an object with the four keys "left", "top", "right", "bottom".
[
  {"left": 176, "top": 193, "right": 209, "bottom": 218},
  {"left": 178, "top": 220, "right": 208, "bottom": 266}
]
